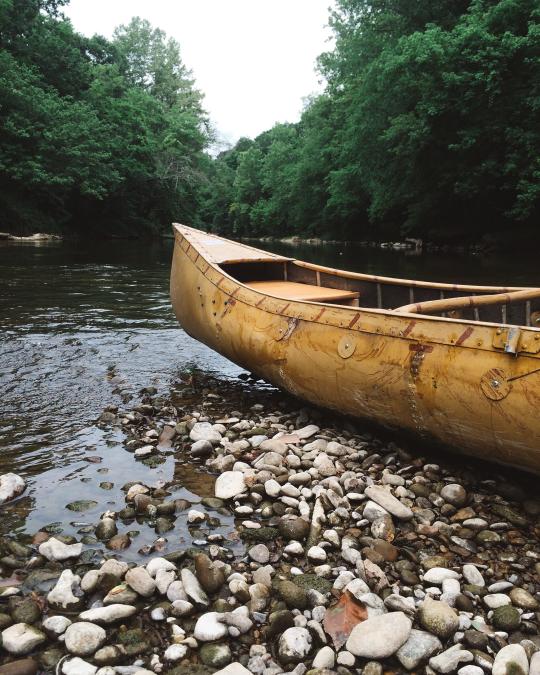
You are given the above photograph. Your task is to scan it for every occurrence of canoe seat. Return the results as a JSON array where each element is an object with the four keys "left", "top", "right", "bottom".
[{"left": 246, "top": 280, "right": 360, "bottom": 306}]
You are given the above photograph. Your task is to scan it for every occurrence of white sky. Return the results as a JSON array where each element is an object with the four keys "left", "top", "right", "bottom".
[{"left": 65, "top": 0, "right": 334, "bottom": 146}]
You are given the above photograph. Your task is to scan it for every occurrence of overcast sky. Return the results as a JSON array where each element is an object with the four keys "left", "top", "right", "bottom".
[{"left": 65, "top": 0, "right": 334, "bottom": 146}]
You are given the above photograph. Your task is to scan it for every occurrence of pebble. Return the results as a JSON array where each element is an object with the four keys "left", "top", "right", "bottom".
[
  {"left": 278, "top": 627, "right": 312, "bottom": 664},
  {"left": 492, "top": 644, "right": 529, "bottom": 675},
  {"left": 79, "top": 604, "right": 137, "bottom": 623},
  {"left": 346, "top": 612, "right": 412, "bottom": 658},
  {"left": 213, "top": 664, "right": 251, "bottom": 675},
  {"left": 181, "top": 568, "right": 209, "bottom": 606},
  {"left": 62, "top": 658, "right": 97, "bottom": 675},
  {"left": 396, "top": 629, "right": 442, "bottom": 670},
  {"left": 64, "top": 622, "right": 106, "bottom": 656},
  {"left": 194, "top": 612, "right": 229, "bottom": 641},
  {"left": 418, "top": 596, "right": 459, "bottom": 639},
  {"left": 462, "top": 564, "right": 484, "bottom": 587},
  {"left": 125, "top": 567, "right": 156, "bottom": 597},
  {"left": 312, "top": 645, "right": 335, "bottom": 669},
  {"left": 190, "top": 422, "right": 222, "bottom": 443},
  {"left": 1, "top": 623, "right": 46, "bottom": 655},
  {"left": 42, "top": 615, "right": 72, "bottom": 636},
  {"left": 215, "top": 471, "right": 246, "bottom": 499},
  {"left": 423, "top": 568, "right": 460, "bottom": 584},
  {"left": 248, "top": 544, "right": 270, "bottom": 564},
  {"left": 0, "top": 473, "right": 26, "bottom": 504},
  {"left": 38, "top": 537, "right": 83, "bottom": 561},
  {"left": 47, "top": 569, "right": 82, "bottom": 610},
  {"left": 429, "top": 645, "right": 473, "bottom": 673},
  {"left": 484, "top": 593, "right": 511, "bottom": 609},
  {"left": 364, "top": 485, "right": 413, "bottom": 519},
  {"left": 440, "top": 484, "right": 467, "bottom": 507}
]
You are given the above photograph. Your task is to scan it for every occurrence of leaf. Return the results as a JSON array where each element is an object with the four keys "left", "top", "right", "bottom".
[{"left": 323, "top": 591, "right": 368, "bottom": 650}]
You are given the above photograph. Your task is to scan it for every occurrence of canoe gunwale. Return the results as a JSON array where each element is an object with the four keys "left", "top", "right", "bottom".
[{"left": 173, "top": 224, "right": 540, "bottom": 360}]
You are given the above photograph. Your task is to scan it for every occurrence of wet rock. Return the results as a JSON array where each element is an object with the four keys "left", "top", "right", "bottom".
[
  {"left": 105, "top": 533, "right": 131, "bottom": 551},
  {"left": 0, "top": 658, "right": 38, "bottom": 675},
  {"left": 190, "top": 439, "right": 213, "bottom": 458},
  {"left": 164, "top": 644, "right": 188, "bottom": 661},
  {"left": 396, "top": 629, "right": 442, "bottom": 670},
  {"left": 492, "top": 605, "right": 521, "bottom": 631},
  {"left": 278, "top": 517, "right": 310, "bottom": 542},
  {"left": 9, "top": 598, "right": 41, "bottom": 625},
  {"left": 278, "top": 626, "right": 312, "bottom": 665},
  {"left": 364, "top": 485, "right": 413, "bottom": 520},
  {"left": 215, "top": 471, "right": 246, "bottom": 499},
  {"left": 418, "top": 596, "right": 459, "bottom": 639},
  {"left": 440, "top": 484, "right": 467, "bottom": 507},
  {"left": 95, "top": 518, "right": 118, "bottom": 541},
  {"left": 64, "top": 621, "right": 106, "bottom": 656},
  {"left": 492, "top": 644, "right": 528, "bottom": 675},
  {"left": 458, "top": 667, "right": 484, "bottom": 675},
  {"left": 66, "top": 500, "right": 98, "bottom": 512},
  {"left": 346, "top": 612, "right": 412, "bottom": 658},
  {"left": 38, "top": 537, "right": 82, "bottom": 561},
  {"left": 194, "top": 553, "right": 225, "bottom": 594},
  {"left": 0, "top": 474, "right": 26, "bottom": 504},
  {"left": 1, "top": 623, "right": 46, "bottom": 655},
  {"left": 200, "top": 642, "right": 232, "bottom": 668}
]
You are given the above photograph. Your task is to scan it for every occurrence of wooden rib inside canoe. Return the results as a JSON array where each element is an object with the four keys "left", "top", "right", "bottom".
[{"left": 170, "top": 224, "right": 540, "bottom": 473}]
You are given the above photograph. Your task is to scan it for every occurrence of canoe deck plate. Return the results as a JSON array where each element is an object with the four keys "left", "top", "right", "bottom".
[
  {"left": 492, "top": 327, "right": 540, "bottom": 354},
  {"left": 480, "top": 368, "right": 511, "bottom": 400},
  {"left": 338, "top": 335, "right": 356, "bottom": 359}
]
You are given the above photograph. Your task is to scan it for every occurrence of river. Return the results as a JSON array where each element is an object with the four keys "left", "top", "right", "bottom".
[{"left": 1, "top": 237, "right": 538, "bottom": 551}]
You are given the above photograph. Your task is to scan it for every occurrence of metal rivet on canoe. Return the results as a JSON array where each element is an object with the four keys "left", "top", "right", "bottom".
[
  {"left": 480, "top": 368, "right": 511, "bottom": 400},
  {"left": 338, "top": 335, "right": 356, "bottom": 359}
]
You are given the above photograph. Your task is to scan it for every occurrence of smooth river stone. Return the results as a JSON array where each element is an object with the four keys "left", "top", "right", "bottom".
[
  {"left": 346, "top": 612, "right": 412, "bottom": 658},
  {"left": 364, "top": 485, "right": 413, "bottom": 520},
  {"left": 492, "top": 644, "right": 529, "bottom": 675},
  {"left": 396, "top": 629, "right": 442, "bottom": 670},
  {"left": 215, "top": 471, "right": 246, "bottom": 499}
]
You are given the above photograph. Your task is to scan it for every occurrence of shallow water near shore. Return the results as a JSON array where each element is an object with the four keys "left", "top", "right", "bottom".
[{"left": 1, "top": 237, "right": 539, "bottom": 553}]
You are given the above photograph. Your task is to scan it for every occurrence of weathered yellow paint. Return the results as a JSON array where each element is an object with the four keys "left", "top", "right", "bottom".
[{"left": 170, "top": 224, "right": 540, "bottom": 473}]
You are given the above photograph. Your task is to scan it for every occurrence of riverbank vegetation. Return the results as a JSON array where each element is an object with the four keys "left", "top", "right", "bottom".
[{"left": 1, "top": 0, "right": 539, "bottom": 243}]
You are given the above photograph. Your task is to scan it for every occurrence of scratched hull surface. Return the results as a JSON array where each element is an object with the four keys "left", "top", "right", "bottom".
[{"left": 170, "top": 225, "right": 540, "bottom": 473}]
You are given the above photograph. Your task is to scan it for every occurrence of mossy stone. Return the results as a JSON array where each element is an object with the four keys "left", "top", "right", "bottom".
[
  {"left": 240, "top": 526, "right": 279, "bottom": 542},
  {"left": 492, "top": 605, "right": 521, "bottom": 631}
]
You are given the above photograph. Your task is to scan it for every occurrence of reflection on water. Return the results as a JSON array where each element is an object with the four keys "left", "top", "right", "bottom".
[{"left": 1, "top": 236, "right": 539, "bottom": 554}]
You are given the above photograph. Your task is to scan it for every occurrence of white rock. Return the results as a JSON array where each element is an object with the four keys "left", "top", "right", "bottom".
[
  {"left": 396, "top": 629, "right": 442, "bottom": 670},
  {"left": 363, "top": 500, "right": 390, "bottom": 522},
  {"left": 62, "top": 658, "right": 97, "bottom": 675},
  {"left": 164, "top": 644, "right": 188, "bottom": 661},
  {"left": 530, "top": 651, "right": 540, "bottom": 675},
  {"left": 99, "top": 559, "right": 128, "bottom": 578},
  {"left": 167, "top": 580, "right": 188, "bottom": 603},
  {"left": 264, "top": 479, "right": 281, "bottom": 497},
  {"left": 126, "top": 484, "right": 149, "bottom": 501},
  {"left": 79, "top": 604, "right": 136, "bottom": 624},
  {"left": 307, "top": 546, "right": 327, "bottom": 562},
  {"left": 0, "top": 473, "right": 26, "bottom": 504},
  {"left": 39, "top": 537, "right": 83, "bottom": 561},
  {"left": 423, "top": 568, "right": 461, "bottom": 585},
  {"left": 1, "top": 623, "right": 46, "bottom": 654},
  {"left": 155, "top": 568, "right": 175, "bottom": 595},
  {"left": 187, "top": 509, "right": 206, "bottom": 523},
  {"left": 429, "top": 645, "right": 473, "bottom": 674},
  {"left": 492, "top": 644, "right": 529, "bottom": 675},
  {"left": 43, "top": 615, "right": 72, "bottom": 636},
  {"left": 134, "top": 445, "right": 153, "bottom": 457},
  {"left": 284, "top": 541, "right": 304, "bottom": 556},
  {"left": 213, "top": 664, "right": 252, "bottom": 675},
  {"left": 346, "top": 612, "right": 412, "bottom": 658},
  {"left": 278, "top": 626, "right": 312, "bottom": 662},
  {"left": 146, "top": 557, "right": 176, "bottom": 578},
  {"left": 458, "top": 667, "right": 485, "bottom": 675},
  {"left": 47, "top": 569, "right": 82, "bottom": 609},
  {"left": 462, "top": 564, "right": 485, "bottom": 587},
  {"left": 364, "top": 485, "right": 413, "bottom": 519},
  {"left": 193, "top": 612, "right": 228, "bottom": 641},
  {"left": 190, "top": 422, "right": 222, "bottom": 443},
  {"left": 81, "top": 570, "right": 100, "bottom": 593},
  {"left": 125, "top": 566, "right": 156, "bottom": 597},
  {"left": 313, "top": 646, "right": 335, "bottom": 669},
  {"left": 484, "top": 593, "right": 511, "bottom": 609},
  {"left": 64, "top": 622, "right": 106, "bottom": 656},
  {"left": 337, "top": 651, "right": 356, "bottom": 667},
  {"left": 215, "top": 471, "right": 246, "bottom": 499},
  {"left": 170, "top": 599, "right": 194, "bottom": 617},
  {"left": 181, "top": 568, "right": 209, "bottom": 606},
  {"left": 249, "top": 544, "right": 270, "bottom": 564}
]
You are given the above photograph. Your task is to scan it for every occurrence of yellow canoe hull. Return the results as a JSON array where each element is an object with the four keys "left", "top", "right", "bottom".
[{"left": 170, "top": 225, "right": 540, "bottom": 473}]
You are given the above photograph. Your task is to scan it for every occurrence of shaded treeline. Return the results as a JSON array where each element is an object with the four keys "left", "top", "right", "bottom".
[
  {"left": 201, "top": 0, "right": 540, "bottom": 244},
  {"left": 0, "top": 0, "right": 209, "bottom": 235},
  {"left": 1, "top": 0, "right": 539, "bottom": 242}
]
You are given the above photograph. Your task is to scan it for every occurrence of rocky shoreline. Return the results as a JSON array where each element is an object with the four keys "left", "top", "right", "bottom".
[{"left": 0, "top": 376, "right": 539, "bottom": 675}]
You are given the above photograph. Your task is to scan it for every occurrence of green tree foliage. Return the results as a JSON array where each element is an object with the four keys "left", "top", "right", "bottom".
[
  {"left": 0, "top": 3, "right": 209, "bottom": 234},
  {"left": 202, "top": 0, "right": 540, "bottom": 244}
]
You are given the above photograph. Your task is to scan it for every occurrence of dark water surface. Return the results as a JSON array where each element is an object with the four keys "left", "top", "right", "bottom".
[{"left": 1, "top": 238, "right": 538, "bottom": 552}]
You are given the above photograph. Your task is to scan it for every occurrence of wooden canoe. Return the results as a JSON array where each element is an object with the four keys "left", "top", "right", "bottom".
[{"left": 170, "top": 224, "right": 540, "bottom": 472}]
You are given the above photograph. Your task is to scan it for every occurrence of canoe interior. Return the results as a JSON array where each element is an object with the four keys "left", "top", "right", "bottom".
[{"left": 221, "top": 260, "right": 540, "bottom": 327}]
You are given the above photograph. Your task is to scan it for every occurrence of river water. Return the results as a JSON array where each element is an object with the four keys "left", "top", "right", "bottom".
[{"left": 1, "top": 237, "right": 538, "bottom": 553}]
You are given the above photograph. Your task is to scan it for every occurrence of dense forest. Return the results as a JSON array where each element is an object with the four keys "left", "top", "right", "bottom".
[{"left": 1, "top": 0, "right": 539, "bottom": 243}]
